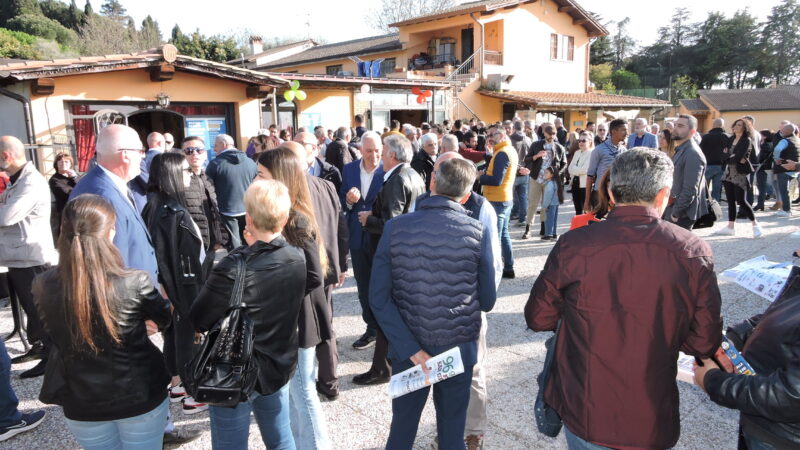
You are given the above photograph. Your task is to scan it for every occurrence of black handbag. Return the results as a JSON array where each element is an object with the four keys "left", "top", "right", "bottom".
[
  {"left": 693, "top": 189, "right": 723, "bottom": 229},
  {"left": 534, "top": 320, "right": 563, "bottom": 437},
  {"left": 184, "top": 253, "right": 258, "bottom": 407}
]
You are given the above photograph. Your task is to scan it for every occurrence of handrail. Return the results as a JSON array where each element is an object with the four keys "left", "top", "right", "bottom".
[
  {"left": 444, "top": 46, "right": 482, "bottom": 83},
  {"left": 455, "top": 97, "right": 481, "bottom": 121}
]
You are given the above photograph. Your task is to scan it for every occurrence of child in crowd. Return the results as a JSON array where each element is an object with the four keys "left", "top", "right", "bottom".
[{"left": 541, "top": 167, "right": 564, "bottom": 240}]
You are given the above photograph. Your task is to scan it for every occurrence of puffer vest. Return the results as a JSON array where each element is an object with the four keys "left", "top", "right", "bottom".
[{"left": 387, "top": 195, "right": 483, "bottom": 348}]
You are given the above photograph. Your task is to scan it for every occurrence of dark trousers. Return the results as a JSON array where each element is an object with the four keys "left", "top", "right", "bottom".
[
  {"left": 386, "top": 359, "right": 473, "bottom": 450},
  {"left": 163, "top": 311, "right": 199, "bottom": 381},
  {"left": 7, "top": 265, "right": 50, "bottom": 347},
  {"left": 221, "top": 214, "right": 247, "bottom": 250},
  {"left": 201, "top": 248, "right": 216, "bottom": 281},
  {"left": 724, "top": 181, "right": 755, "bottom": 222},
  {"left": 315, "top": 285, "right": 339, "bottom": 396},
  {"left": 674, "top": 216, "right": 695, "bottom": 230},
  {"left": 350, "top": 246, "right": 377, "bottom": 334},
  {"left": 571, "top": 178, "right": 585, "bottom": 215}
]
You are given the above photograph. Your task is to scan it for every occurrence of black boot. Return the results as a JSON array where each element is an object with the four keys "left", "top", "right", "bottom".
[
  {"left": 539, "top": 222, "right": 545, "bottom": 236},
  {"left": 521, "top": 225, "right": 530, "bottom": 239}
]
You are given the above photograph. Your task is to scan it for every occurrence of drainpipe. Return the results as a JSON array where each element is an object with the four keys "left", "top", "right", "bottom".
[
  {"left": 0, "top": 86, "right": 36, "bottom": 145},
  {"left": 469, "top": 13, "right": 484, "bottom": 81}
]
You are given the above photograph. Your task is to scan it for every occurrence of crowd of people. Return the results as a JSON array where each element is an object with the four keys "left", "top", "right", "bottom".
[{"left": 0, "top": 107, "right": 797, "bottom": 450}]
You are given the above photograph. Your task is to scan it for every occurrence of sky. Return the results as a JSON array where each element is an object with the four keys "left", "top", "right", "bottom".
[{"left": 91, "top": 0, "right": 783, "bottom": 50}]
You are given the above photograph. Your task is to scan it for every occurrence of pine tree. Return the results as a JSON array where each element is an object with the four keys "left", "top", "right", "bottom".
[
  {"left": 99, "top": 0, "right": 126, "bottom": 24},
  {"left": 84, "top": 0, "right": 94, "bottom": 17}
]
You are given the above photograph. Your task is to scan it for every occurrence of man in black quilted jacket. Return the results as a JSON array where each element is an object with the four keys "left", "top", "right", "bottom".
[{"left": 369, "top": 157, "right": 497, "bottom": 450}]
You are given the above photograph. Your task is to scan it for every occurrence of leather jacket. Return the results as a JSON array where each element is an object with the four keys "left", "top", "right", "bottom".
[
  {"left": 524, "top": 140, "right": 566, "bottom": 179},
  {"left": 142, "top": 195, "right": 205, "bottom": 317},
  {"left": 705, "top": 266, "right": 800, "bottom": 449},
  {"left": 364, "top": 163, "right": 425, "bottom": 250},
  {"left": 33, "top": 269, "right": 172, "bottom": 421},
  {"left": 190, "top": 237, "right": 306, "bottom": 395}
]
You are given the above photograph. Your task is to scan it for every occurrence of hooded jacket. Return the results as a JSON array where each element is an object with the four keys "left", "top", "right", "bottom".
[{"left": 204, "top": 149, "right": 257, "bottom": 216}]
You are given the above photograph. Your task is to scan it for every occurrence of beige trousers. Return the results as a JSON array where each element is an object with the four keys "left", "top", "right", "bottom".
[
  {"left": 525, "top": 178, "right": 547, "bottom": 226},
  {"left": 465, "top": 313, "right": 488, "bottom": 436}
]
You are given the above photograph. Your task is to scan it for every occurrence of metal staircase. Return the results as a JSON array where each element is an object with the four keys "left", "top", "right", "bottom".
[{"left": 444, "top": 48, "right": 482, "bottom": 121}]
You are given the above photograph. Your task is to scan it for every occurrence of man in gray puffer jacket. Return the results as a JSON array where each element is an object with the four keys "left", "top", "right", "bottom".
[{"left": 370, "top": 157, "right": 497, "bottom": 450}]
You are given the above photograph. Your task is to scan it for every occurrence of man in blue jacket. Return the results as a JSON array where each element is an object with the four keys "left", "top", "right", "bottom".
[
  {"left": 370, "top": 157, "right": 497, "bottom": 450},
  {"left": 205, "top": 134, "right": 257, "bottom": 249},
  {"left": 626, "top": 118, "right": 658, "bottom": 149},
  {"left": 341, "top": 131, "right": 384, "bottom": 350}
]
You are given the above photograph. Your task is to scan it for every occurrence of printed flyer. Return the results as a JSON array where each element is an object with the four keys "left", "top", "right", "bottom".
[{"left": 388, "top": 347, "right": 464, "bottom": 399}]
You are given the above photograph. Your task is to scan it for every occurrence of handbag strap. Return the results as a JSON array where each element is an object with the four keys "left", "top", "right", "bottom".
[
  {"left": 228, "top": 253, "right": 247, "bottom": 308},
  {"left": 539, "top": 320, "right": 562, "bottom": 389}
]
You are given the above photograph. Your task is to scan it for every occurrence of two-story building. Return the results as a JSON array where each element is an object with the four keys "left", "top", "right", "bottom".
[{"left": 244, "top": 0, "right": 669, "bottom": 131}]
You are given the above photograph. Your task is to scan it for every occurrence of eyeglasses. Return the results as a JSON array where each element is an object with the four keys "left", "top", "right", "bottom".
[
  {"left": 578, "top": 139, "right": 589, "bottom": 143},
  {"left": 117, "top": 148, "right": 145, "bottom": 155},
  {"left": 183, "top": 147, "right": 206, "bottom": 155},
  {"left": 165, "top": 141, "right": 174, "bottom": 145}
]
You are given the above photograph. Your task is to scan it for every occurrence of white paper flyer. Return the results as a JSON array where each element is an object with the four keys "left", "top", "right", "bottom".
[
  {"left": 720, "top": 255, "right": 791, "bottom": 302},
  {"left": 388, "top": 347, "right": 464, "bottom": 399}
]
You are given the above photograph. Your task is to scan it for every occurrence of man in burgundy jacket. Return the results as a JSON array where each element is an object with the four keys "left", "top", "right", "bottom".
[{"left": 525, "top": 148, "right": 723, "bottom": 449}]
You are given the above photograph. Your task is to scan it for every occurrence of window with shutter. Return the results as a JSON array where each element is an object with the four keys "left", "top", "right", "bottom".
[
  {"left": 550, "top": 33, "right": 558, "bottom": 60},
  {"left": 567, "top": 36, "right": 575, "bottom": 61}
]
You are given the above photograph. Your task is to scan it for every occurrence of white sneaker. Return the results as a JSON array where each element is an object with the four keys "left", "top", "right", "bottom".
[
  {"left": 182, "top": 397, "right": 208, "bottom": 415},
  {"left": 714, "top": 227, "right": 735, "bottom": 236},
  {"left": 775, "top": 210, "right": 791, "bottom": 217},
  {"left": 169, "top": 384, "right": 186, "bottom": 403},
  {"left": 753, "top": 226, "right": 763, "bottom": 239}
]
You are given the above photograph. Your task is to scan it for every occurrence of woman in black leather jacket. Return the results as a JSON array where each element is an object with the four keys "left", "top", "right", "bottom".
[
  {"left": 142, "top": 152, "right": 207, "bottom": 414},
  {"left": 695, "top": 266, "right": 800, "bottom": 450},
  {"left": 257, "top": 148, "right": 330, "bottom": 448},
  {"left": 33, "top": 194, "right": 172, "bottom": 448},
  {"left": 190, "top": 179, "right": 306, "bottom": 449}
]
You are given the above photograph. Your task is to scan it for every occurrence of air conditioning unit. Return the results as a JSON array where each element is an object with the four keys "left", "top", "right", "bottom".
[{"left": 486, "top": 73, "right": 514, "bottom": 91}]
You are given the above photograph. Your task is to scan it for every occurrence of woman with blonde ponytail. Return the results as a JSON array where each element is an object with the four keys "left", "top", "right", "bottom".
[{"left": 33, "top": 194, "right": 173, "bottom": 449}]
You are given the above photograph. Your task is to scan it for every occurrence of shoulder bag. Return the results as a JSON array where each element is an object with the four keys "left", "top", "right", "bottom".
[
  {"left": 534, "top": 320, "right": 563, "bottom": 437},
  {"left": 184, "top": 253, "right": 258, "bottom": 407}
]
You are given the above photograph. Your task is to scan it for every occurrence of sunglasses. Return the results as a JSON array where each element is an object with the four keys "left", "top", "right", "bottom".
[
  {"left": 183, "top": 147, "right": 206, "bottom": 155},
  {"left": 578, "top": 139, "right": 589, "bottom": 143}
]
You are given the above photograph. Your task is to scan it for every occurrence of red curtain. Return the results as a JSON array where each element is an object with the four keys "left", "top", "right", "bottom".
[{"left": 74, "top": 119, "right": 96, "bottom": 172}]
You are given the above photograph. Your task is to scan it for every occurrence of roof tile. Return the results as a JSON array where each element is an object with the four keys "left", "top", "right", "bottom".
[
  {"left": 478, "top": 90, "right": 671, "bottom": 107},
  {"left": 259, "top": 33, "right": 401, "bottom": 70},
  {"left": 698, "top": 86, "right": 800, "bottom": 112}
]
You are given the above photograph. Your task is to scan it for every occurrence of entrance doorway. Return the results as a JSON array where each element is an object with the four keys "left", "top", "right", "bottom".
[
  {"left": 127, "top": 109, "right": 186, "bottom": 147},
  {"left": 390, "top": 109, "right": 429, "bottom": 127}
]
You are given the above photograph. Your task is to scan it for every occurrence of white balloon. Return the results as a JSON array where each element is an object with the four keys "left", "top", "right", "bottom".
[{"left": 360, "top": 84, "right": 371, "bottom": 94}]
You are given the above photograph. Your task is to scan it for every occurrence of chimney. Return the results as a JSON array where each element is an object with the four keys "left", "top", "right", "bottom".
[{"left": 249, "top": 36, "right": 264, "bottom": 56}]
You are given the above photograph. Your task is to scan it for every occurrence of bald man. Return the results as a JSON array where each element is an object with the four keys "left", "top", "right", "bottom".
[
  {"left": 129, "top": 132, "right": 166, "bottom": 210},
  {"left": 295, "top": 131, "right": 342, "bottom": 193},
  {"left": 282, "top": 139, "right": 348, "bottom": 400},
  {"left": 700, "top": 117, "right": 728, "bottom": 202},
  {"left": 0, "top": 136, "right": 57, "bottom": 378}
]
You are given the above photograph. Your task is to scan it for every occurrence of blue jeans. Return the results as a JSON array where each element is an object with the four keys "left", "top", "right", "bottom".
[
  {"left": 776, "top": 172, "right": 795, "bottom": 212},
  {"left": 66, "top": 398, "right": 168, "bottom": 450},
  {"left": 289, "top": 347, "right": 331, "bottom": 449},
  {"left": 512, "top": 176, "right": 528, "bottom": 223},
  {"left": 387, "top": 359, "right": 473, "bottom": 450},
  {"left": 705, "top": 164, "right": 723, "bottom": 202},
  {"left": 565, "top": 426, "right": 672, "bottom": 450},
  {"left": 209, "top": 383, "right": 294, "bottom": 450},
  {"left": 0, "top": 339, "right": 21, "bottom": 428},
  {"left": 490, "top": 201, "right": 514, "bottom": 271},
  {"left": 755, "top": 170, "right": 774, "bottom": 207},
  {"left": 544, "top": 204, "right": 559, "bottom": 236}
]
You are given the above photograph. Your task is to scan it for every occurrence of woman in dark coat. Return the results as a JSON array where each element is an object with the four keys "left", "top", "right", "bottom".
[
  {"left": 190, "top": 179, "right": 306, "bottom": 449},
  {"left": 141, "top": 152, "right": 207, "bottom": 415},
  {"left": 715, "top": 118, "right": 762, "bottom": 238},
  {"left": 34, "top": 194, "right": 172, "bottom": 449},
  {"left": 48, "top": 153, "right": 79, "bottom": 239}
]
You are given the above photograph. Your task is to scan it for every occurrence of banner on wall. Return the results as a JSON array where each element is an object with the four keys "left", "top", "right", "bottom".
[
  {"left": 300, "top": 112, "right": 322, "bottom": 130},
  {"left": 185, "top": 117, "right": 227, "bottom": 154}
]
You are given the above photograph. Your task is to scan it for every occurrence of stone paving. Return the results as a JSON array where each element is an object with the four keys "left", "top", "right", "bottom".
[{"left": 2, "top": 203, "right": 796, "bottom": 449}]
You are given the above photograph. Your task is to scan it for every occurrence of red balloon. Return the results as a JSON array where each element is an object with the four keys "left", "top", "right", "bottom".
[
  {"left": 423, "top": 90, "right": 433, "bottom": 97},
  {"left": 416, "top": 95, "right": 426, "bottom": 104},
  {"left": 411, "top": 87, "right": 422, "bottom": 95}
]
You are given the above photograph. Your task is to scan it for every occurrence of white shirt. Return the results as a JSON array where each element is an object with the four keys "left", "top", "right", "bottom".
[
  {"left": 383, "top": 163, "right": 401, "bottom": 182},
  {"left": 360, "top": 161, "right": 378, "bottom": 201},
  {"left": 568, "top": 148, "right": 594, "bottom": 188}
]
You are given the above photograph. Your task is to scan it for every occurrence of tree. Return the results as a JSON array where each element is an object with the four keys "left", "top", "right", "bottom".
[
  {"left": 757, "top": 0, "right": 800, "bottom": 85},
  {"left": 140, "top": 15, "right": 161, "bottom": 49},
  {"left": 366, "top": 0, "right": 455, "bottom": 32},
  {"left": 67, "top": 0, "right": 85, "bottom": 30},
  {"left": 0, "top": 27, "right": 40, "bottom": 59},
  {"left": 1, "top": 0, "right": 42, "bottom": 28},
  {"left": 99, "top": 0, "right": 126, "bottom": 25},
  {"left": 714, "top": 10, "right": 761, "bottom": 89},
  {"left": 589, "top": 63, "right": 614, "bottom": 90},
  {"left": 611, "top": 69, "right": 641, "bottom": 89},
  {"left": 671, "top": 75, "right": 697, "bottom": 104},
  {"left": 84, "top": 0, "right": 94, "bottom": 17},
  {"left": 611, "top": 17, "right": 635, "bottom": 70},
  {"left": 7, "top": 14, "right": 77, "bottom": 46},
  {"left": 78, "top": 14, "right": 138, "bottom": 54}
]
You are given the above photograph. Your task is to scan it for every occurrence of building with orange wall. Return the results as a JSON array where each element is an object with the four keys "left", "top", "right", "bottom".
[{"left": 679, "top": 86, "right": 800, "bottom": 133}]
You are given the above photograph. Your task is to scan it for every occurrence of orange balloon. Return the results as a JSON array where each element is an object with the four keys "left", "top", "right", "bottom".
[
  {"left": 423, "top": 90, "right": 433, "bottom": 97},
  {"left": 411, "top": 87, "right": 422, "bottom": 95},
  {"left": 416, "top": 95, "right": 426, "bottom": 104}
]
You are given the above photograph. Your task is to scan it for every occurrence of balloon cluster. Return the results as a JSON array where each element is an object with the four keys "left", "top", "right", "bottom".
[
  {"left": 355, "top": 84, "right": 371, "bottom": 102},
  {"left": 283, "top": 80, "right": 307, "bottom": 102},
  {"left": 412, "top": 87, "right": 433, "bottom": 104}
]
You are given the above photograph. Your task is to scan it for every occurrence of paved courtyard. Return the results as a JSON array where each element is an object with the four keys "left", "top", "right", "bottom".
[{"left": 2, "top": 203, "right": 794, "bottom": 449}]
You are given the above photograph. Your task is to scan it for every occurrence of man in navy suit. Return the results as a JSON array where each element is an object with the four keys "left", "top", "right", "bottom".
[
  {"left": 626, "top": 118, "right": 658, "bottom": 149},
  {"left": 70, "top": 124, "right": 199, "bottom": 445},
  {"left": 340, "top": 131, "right": 384, "bottom": 350}
]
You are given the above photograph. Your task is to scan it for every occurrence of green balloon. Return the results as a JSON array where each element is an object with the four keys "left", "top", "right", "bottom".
[
  {"left": 295, "top": 90, "right": 307, "bottom": 101},
  {"left": 284, "top": 90, "right": 295, "bottom": 102},
  {"left": 290, "top": 80, "right": 300, "bottom": 91}
]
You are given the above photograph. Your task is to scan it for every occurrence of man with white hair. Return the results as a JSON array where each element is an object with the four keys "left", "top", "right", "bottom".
[
  {"left": 205, "top": 133, "right": 257, "bottom": 249},
  {"left": 354, "top": 135, "right": 425, "bottom": 386},
  {"left": 402, "top": 123, "right": 420, "bottom": 155},
  {"left": 411, "top": 132, "right": 439, "bottom": 191},
  {"left": 626, "top": 118, "right": 658, "bottom": 149},
  {"left": 650, "top": 123, "right": 661, "bottom": 136},
  {"left": 341, "top": 131, "right": 385, "bottom": 350},
  {"left": 0, "top": 136, "right": 56, "bottom": 379},
  {"left": 441, "top": 134, "right": 459, "bottom": 153}
]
